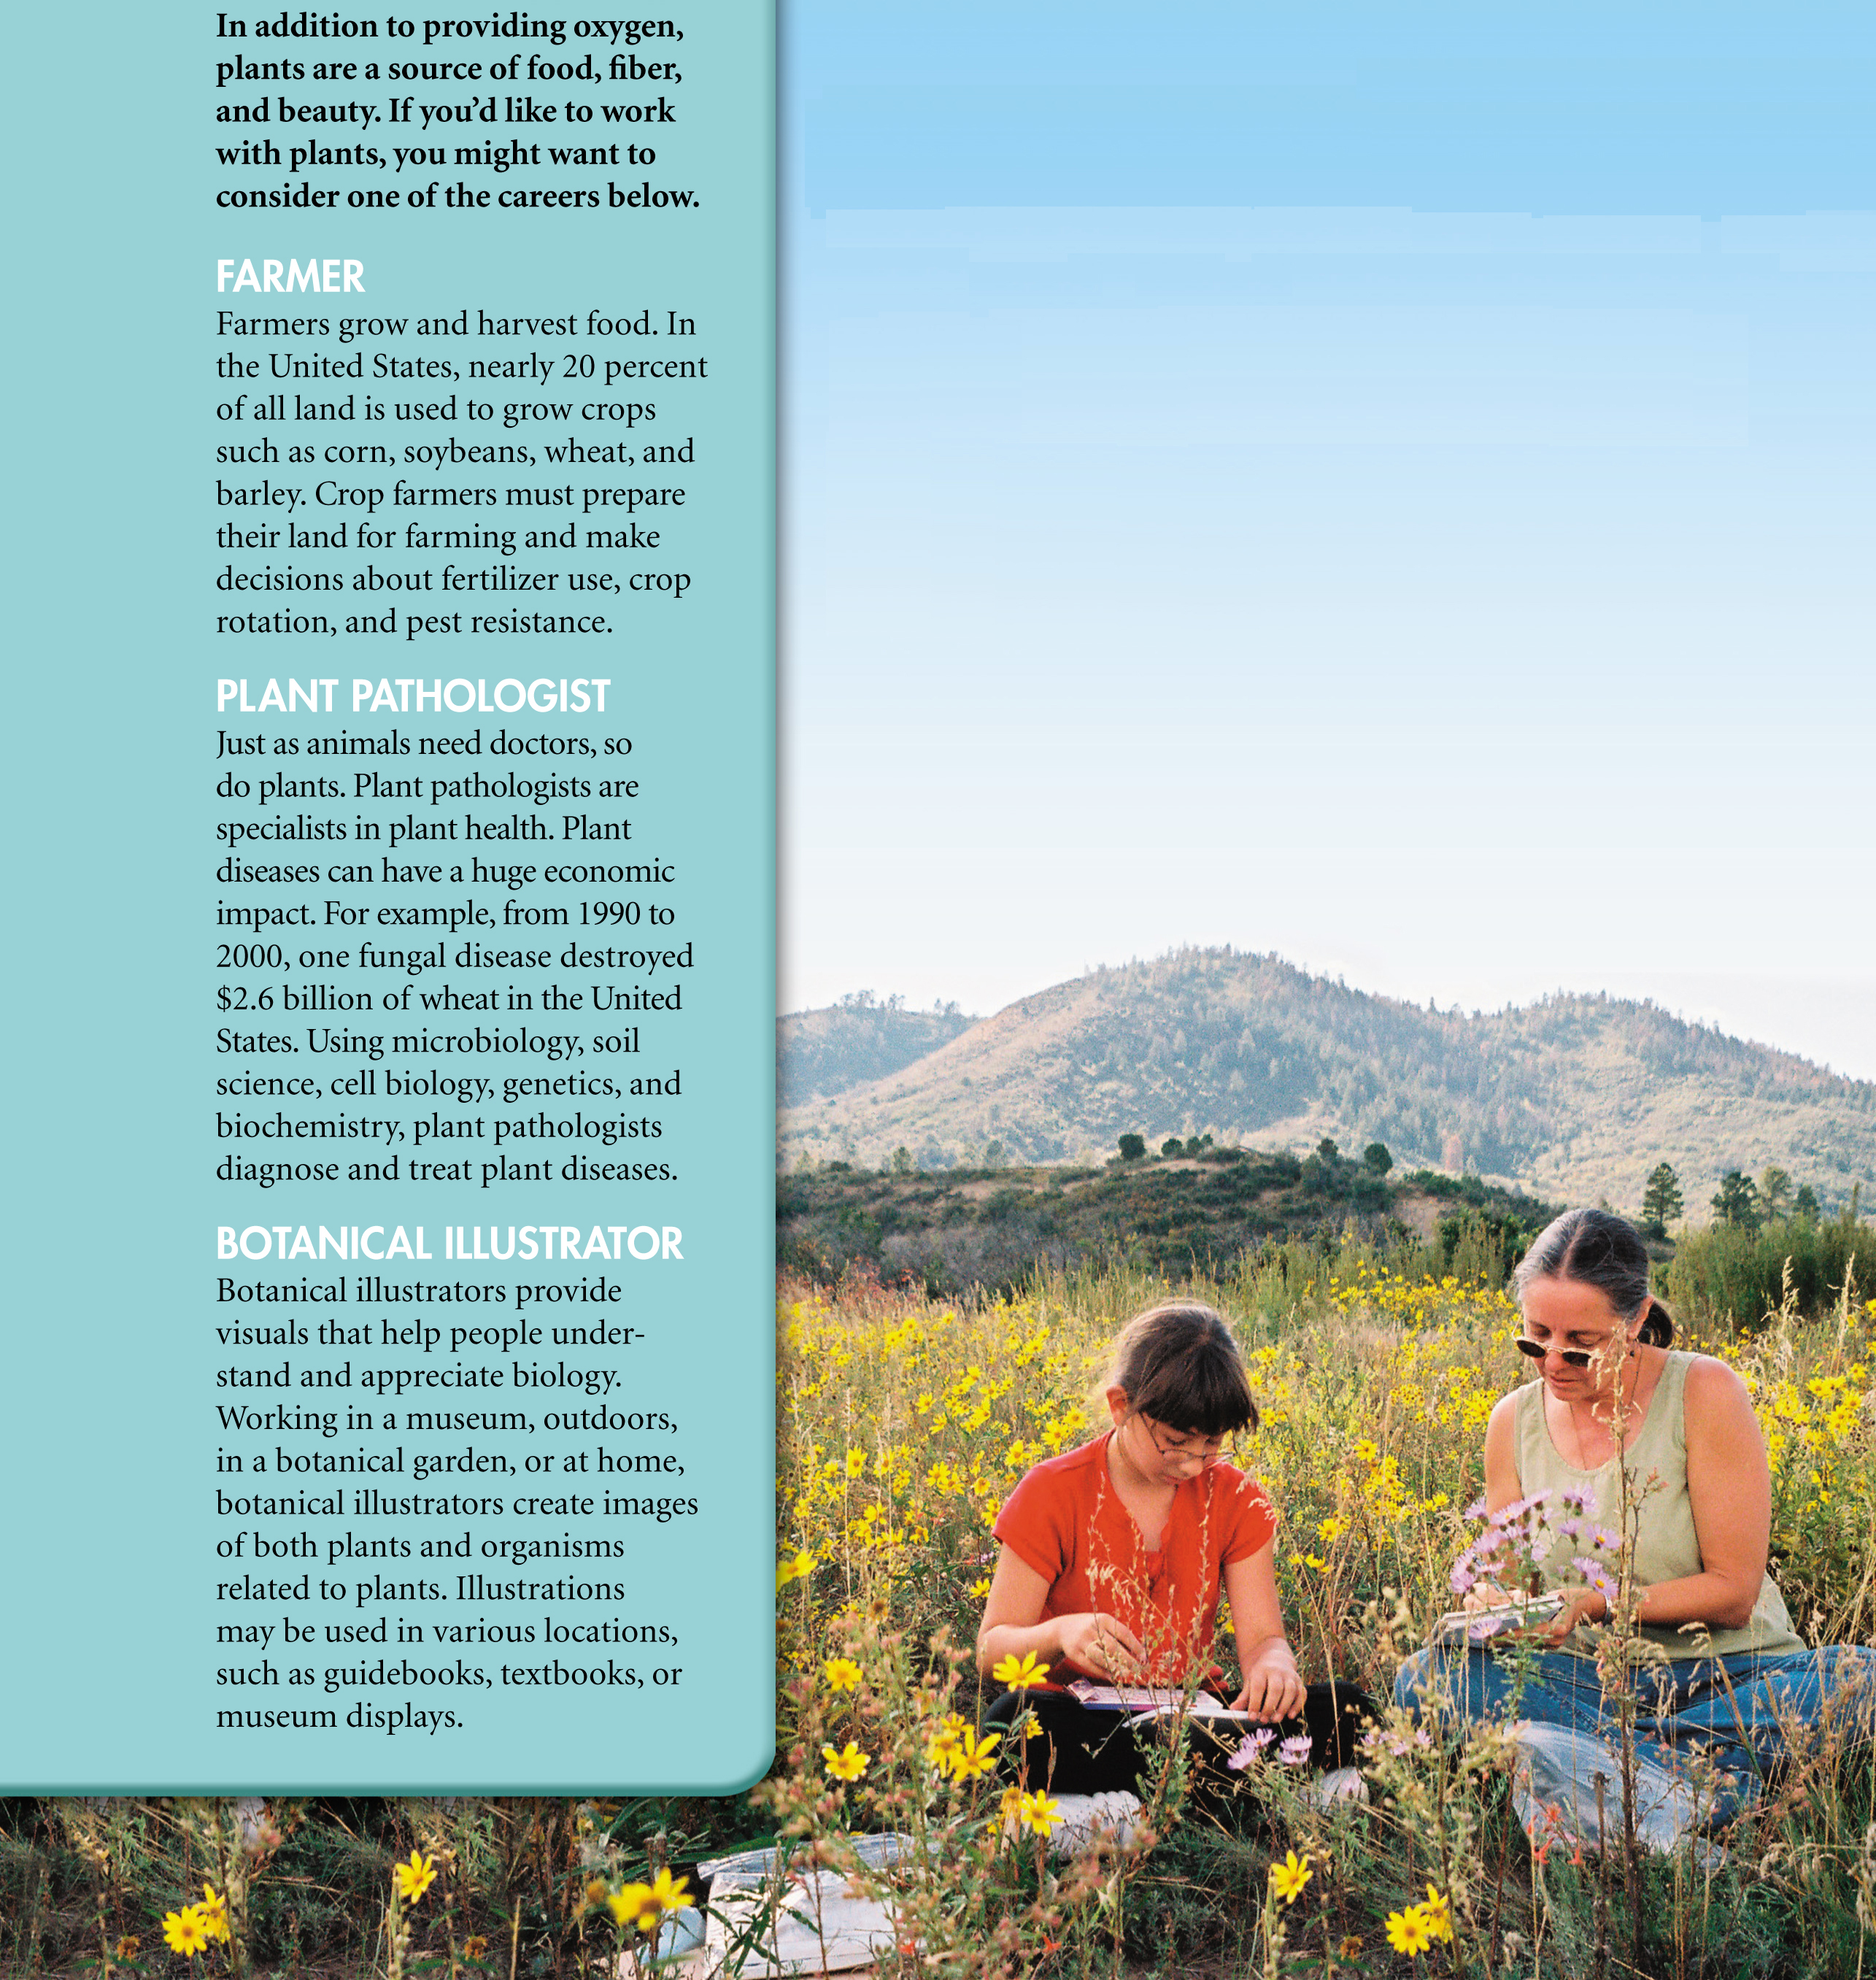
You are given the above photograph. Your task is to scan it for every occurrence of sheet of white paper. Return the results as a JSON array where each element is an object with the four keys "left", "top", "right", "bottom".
[{"left": 703, "top": 1868, "right": 898, "bottom": 1977}]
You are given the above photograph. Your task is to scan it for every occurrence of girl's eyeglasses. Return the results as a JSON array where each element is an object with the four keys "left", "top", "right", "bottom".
[
  {"left": 1514, "top": 1336, "right": 1598, "bottom": 1368},
  {"left": 1138, "top": 1418, "right": 1230, "bottom": 1465}
]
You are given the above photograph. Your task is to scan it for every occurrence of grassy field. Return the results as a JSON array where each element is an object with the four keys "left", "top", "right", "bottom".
[
  {"left": 765, "top": 1244, "right": 1876, "bottom": 1977},
  {"left": 7, "top": 1239, "right": 1876, "bottom": 1977}
]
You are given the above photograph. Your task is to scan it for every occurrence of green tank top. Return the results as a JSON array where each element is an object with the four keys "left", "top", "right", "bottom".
[{"left": 1513, "top": 1349, "right": 1802, "bottom": 1660}]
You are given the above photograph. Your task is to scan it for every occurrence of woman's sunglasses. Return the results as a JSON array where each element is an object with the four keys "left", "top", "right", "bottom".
[{"left": 1513, "top": 1336, "right": 1600, "bottom": 1368}]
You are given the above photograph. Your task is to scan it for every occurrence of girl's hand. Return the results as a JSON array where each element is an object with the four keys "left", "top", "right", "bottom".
[
  {"left": 1231, "top": 1639, "right": 1305, "bottom": 1723},
  {"left": 1057, "top": 1611, "right": 1149, "bottom": 1681}
]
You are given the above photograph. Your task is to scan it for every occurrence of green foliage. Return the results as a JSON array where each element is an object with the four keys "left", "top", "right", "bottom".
[
  {"left": 1641, "top": 1160, "right": 1683, "bottom": 1237},
  {"left": 890, "top": 1145, "right": 914, "bottom": 1175},
  {"left": 778, "top": 1156, "right": 1556, "bottom": 1298},
  {"left": 1713, "top": 1169, "right": 1764, "bottom": 1229},
  {"left": 1663, "top": 1207, "right": 1876, "bottom": 1324},
  {"left": 1363, "top": 1140, "right": 1394, "bottom": 1174},
  {"left": 1796, "top": 1182, "right": 1822, "bottom": 1219},
  {"left": 1118, "top": 1132, "right": 1146, "bottom": 1161},
  {"left": 1760, "top": 1163, "right": 1793, "bottom": 1218},
  {"left": 1161, "top": 1136, "right": 1184, "bottom": 1156},
  {"left": 0, "top": 1796, "right": 633, "bottom": 1979}
]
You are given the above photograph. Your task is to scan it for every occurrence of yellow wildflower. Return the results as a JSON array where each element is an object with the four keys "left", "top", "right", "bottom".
[
  {"left": 162, "top": 1908, "right": 210, "bottom": 1957},
  {"left": 1420, "top": 1884, "right": 1454, "bottom": 1942},
  {"left": 823, "top": 1657, "right": 863, "bottom": 1693},
  {"left": 776, "top": 1549, "right": 816, "bottom": 1589},
  {"left": 1386, "top": 1906, "right": 1434, "bottom": 1956},
  {"left": 923, "top": 1714, "right": 967, "bottom": 1768},
  {"left": 945, "top": 1727, "right": 1003, "bottom": 1781},
  {"left": 1269, "top": 1850, "right": 1313, "bottom": 1903},
  {"left": 1017, "top": 1789, "right": 1059, "bottom": 1837},
  {"left": 607, "top": 1867, "right": 692, "bottom": 1933},
  {"left": 991, "top": 1650, "right": 1051, "bottom": 1690},
  {"left": 607, "top": 1882, "right": 654, "bottom": 1930},
  {"left": 393, "top": 1852, "right": 437, "bottom": 1904},
  {"left": 822, "top": 1741, "right": 869, "bottom": 1781},
  {"left": 197, "top": 1884, "right": 231, "bottom": 1942},
  {"left": 645, "top": 1870, "right": 690, "bottom": 1917}
]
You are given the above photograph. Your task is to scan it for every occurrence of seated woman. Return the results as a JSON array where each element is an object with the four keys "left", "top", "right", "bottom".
[
  {"left": 978, "top": 1299, "right": 1372, "bottom": 1801},
  {"left": 1396, "top": 1206, "right": 1876, "bottom": 1791}
]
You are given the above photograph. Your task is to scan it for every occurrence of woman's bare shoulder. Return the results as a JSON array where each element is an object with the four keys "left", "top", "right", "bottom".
[
  {"left": 1486, "top": 1384, "right": 1532, "bottom": 1433},
  {"left": 1680, "top": 1351, "right": 1753, "bottom": 1414}
]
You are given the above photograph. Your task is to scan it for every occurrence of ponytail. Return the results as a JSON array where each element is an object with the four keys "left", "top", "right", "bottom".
[{"left": 1638, "top": 1295, "right": 1675, "bottom": 1347}]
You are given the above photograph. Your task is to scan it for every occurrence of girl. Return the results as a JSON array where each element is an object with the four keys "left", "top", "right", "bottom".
[{"left": 978, "top": 1300, "right": 1370, "bottom": 1795}]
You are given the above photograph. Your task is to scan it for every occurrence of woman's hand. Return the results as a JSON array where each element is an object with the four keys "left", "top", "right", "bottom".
[
  {"left": 1536, "top": 1587, "right": 1608, "bottom": 1644},
  {"left": 1056, "top": 1610, "right": 1148, "bottom": 1681},
  {"left": 1459, "top": 1580, "right": 1515, "bottom": 1613},
  {"left": 1231, "top": 1638, "right": 1306, "bottom": 1722}
]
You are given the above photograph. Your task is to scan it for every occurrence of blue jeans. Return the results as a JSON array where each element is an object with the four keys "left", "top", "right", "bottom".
[{"left": 1394, "top": 1641, "right": 1876, "bottom": 1776}]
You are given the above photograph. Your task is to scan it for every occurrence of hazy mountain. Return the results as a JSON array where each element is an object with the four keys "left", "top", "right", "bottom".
[
  {"left": 779, "top": 949, "right": 1876, "bottom": 1216},
  {"left": 779, "top": 991, "right": 978, "bottom": 1107}
]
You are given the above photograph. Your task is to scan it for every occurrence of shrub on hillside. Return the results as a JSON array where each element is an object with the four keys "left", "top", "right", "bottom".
[{"left": 1664, "top": 1208, "right": 1876, "bottom": 1324}]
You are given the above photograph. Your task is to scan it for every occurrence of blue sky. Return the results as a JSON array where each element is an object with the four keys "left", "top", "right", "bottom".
[{"left": 779, "top": 6, "right": 1876, "bottom": 1077}]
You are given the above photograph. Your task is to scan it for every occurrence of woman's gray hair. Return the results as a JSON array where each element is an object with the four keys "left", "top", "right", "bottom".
[{"left": 1512, "top": 1206, "right": 1674, "bottom": 1347}]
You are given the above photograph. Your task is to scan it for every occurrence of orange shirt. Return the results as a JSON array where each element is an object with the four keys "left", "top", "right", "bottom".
[{"left": 993, "top": 1433, "right": 1278, "bottom": 1684}]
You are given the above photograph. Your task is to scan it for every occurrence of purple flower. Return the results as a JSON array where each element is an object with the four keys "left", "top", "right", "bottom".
[
  {"left": 1589, "top": 1526, "right": 1621, "bottom": 1553},
  {"left": 1573, "top": 1558, "right": 1618, "bottom": 1600},
  {"left": 1362, "top": 1726, "right": 1432, "bottom": 1761},
  {"left": 1449, "top": 1552, "right": 1480, "bottom": 1596},
  {"left": 1462, "top": 1494, "right": 1489, "bottom": 1520},
  {"left": 1278, "top": 1735, "right": 1313, "bottom": 1768},
  {"left": 1227, "top": 1726, "right": 1276, "bottom": 1771},
  {"left": 1560, "top": 1487, "right": 1594, "bottom": 1517},
  {"left": 1556, "top": 1519, "right": 1583, "bottom": 1542}
]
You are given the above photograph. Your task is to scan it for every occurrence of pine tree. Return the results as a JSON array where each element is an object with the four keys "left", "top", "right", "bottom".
[
  {"left": 1641, "top": 1161, "right": 1683, "bottom": 1236},
  {"left": 1711, "top": 1170, "right": 1761, "bottom": 1230}
]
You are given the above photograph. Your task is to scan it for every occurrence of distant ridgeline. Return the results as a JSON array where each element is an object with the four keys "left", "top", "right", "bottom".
[
  {"left": 777, "top": 949, "right": 1876, "bottom": 1216},
  {"left": 779, "top": 992, "right": 976, "bottom": 1108}
]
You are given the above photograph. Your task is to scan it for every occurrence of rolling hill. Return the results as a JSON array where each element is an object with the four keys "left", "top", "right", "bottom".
[
  {"left": 778, "top": 992, "right": 978, "bottom": 1108},
  {"left": 779, "top": 949, "right": 1876, "bottom": 1216}
]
